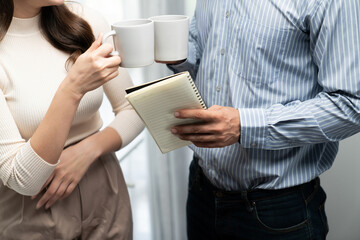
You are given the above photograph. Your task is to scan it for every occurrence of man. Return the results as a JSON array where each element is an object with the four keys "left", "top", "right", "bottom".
[{"left": 167, "top": 0, "right": 360, "bottom": 239}]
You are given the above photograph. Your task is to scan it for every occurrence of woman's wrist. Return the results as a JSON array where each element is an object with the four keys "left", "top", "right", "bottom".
[
  {"left": 58, "top": 76, "right": 84, "bottom": 103},
  {"left": 84, "top": 128, "right": 122, "bottom": 158},
  {"left": 80, "top": 135, "right": 104, "bottom": 161}
]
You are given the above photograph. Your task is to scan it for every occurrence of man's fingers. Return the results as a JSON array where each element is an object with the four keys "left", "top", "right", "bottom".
[
  {"left": 171, "top": 123, "right": 213, "bottom": 135},
  {"left": 177, "top": 133, "right": 216, "bottom": 143},
  {"left": 174, "top": 109, "right": 212, "bottom": 120},
  {"left": 174, "top": 105, "right": 223, "bottom": 120}
]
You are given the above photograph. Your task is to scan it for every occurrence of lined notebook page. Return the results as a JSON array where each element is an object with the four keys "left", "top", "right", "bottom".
[{"left": 126, "top": 72, "right": 205, "bottom": 153}]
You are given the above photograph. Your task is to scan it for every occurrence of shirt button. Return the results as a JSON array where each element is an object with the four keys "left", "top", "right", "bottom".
[
  {"left": 220, "top": 49, "right": 225, "bottom": 55},
  {"left": 250, "top": 142, "right": 257, "bottom": 147},
  {"left": 226, "top": 11, "right": 231, "bottom": 18},
  {"left": 216, "top": 86, "right": 221, "bottom": 92}
]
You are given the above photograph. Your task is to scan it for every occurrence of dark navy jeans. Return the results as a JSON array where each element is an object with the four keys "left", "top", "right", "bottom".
[{"left": 187, "top": 158, "right": 329, "bottom": 240}]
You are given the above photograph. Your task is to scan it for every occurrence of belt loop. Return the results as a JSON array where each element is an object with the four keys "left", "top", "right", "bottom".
[
  {"left": 241, "top": 191, "right": 254, "bottom": 213},
  {"left": 305, "top": 177, "right": 320, "bottom": 204}
]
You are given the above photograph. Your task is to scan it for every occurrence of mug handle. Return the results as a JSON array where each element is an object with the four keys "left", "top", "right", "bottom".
[{"left": 102, "top": 30, "right": 119, "bottom": 56}]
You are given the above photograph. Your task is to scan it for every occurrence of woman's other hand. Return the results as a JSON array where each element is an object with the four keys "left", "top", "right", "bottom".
[
  {"left": 32, "top": 138, "right": 99, "bottom": 209},
  {"left": 31, "top": 127, "right": 122, "bottom": 209}
]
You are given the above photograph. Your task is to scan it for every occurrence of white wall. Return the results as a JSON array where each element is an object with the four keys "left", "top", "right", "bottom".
[{"left": 321, "top": 134, "right": 360, "bottom": 240}]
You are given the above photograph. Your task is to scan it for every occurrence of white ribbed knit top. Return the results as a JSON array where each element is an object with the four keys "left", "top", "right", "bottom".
[{"left": 0, "top": 4, "right": 144, "bottom": 195}]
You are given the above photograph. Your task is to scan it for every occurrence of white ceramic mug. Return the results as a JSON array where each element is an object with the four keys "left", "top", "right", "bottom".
[
  {"left": 102, "top": 19, "right": 154, "bottom": 68},
  {"left": 149, "top": 15, "right": 190, "bottom": 63}
]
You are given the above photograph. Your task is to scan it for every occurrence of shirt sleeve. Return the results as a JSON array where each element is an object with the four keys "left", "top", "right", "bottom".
[
  {"left": 103, "top": 70, "right": 145, "bottom": 148},
  {"left": 168, "top": 10, "right": 202, "bottom": 79},
  {"left": 78, "top": 3, "right": 144, "bottom": 148},
  {"left": 240, "top": 0, "right": 360, "bottom": 149},
  {"left": 0, "top": 69, "right": 57, "bottom": 196}
]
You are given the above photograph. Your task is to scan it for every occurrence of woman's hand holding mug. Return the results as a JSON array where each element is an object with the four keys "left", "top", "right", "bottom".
[{"left": 62, "top": 33, "right": 121, "bottom": 100}]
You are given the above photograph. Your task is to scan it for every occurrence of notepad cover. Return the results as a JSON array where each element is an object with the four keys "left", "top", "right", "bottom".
[{"left": 125, "top": 71, "right": 206, "bottom": 153}]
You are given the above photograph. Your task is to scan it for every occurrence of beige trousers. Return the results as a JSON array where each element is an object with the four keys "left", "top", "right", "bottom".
[{"left": 0, "top": 152, "right": 132, "bottom": 240}]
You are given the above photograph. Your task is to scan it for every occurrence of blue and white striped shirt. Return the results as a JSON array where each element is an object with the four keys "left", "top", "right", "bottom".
[{"left": 170, "top": 0, "right": 360, "bottom": 190}]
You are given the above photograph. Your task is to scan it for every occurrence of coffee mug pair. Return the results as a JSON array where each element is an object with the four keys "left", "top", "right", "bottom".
[{"left": 102, "top": 15, "right": 189, "bottom": 68}]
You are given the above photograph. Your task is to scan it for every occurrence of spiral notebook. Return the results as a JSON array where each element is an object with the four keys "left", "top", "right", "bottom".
[{"left": 125, "top": 71, "right": 206, "bottom": 153}]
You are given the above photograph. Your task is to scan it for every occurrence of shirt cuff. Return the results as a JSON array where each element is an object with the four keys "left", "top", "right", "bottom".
[
  {"left": 167, "top": 58, "right": 192, "bottom": 74},
  {"left": 167, "top": 41, "right": 198, "bottom": 79},
  {"left": 7, "top": 141, "right": 58, "bottom": 196},
  {"left": 238, "top": 108, "right": 268, "bottom": 148}
]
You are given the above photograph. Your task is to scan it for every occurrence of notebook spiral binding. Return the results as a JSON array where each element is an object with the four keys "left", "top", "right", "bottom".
[{"left": 187, "top": 73, "right": 207, "bottom": 109}]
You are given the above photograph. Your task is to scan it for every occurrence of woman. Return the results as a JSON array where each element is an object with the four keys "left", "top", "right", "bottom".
[{"left": 0, "top": 0, "right": 144, "bottom": 239}]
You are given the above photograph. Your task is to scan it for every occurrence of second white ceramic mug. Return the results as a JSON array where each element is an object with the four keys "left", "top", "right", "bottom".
[
  {"left": 149, "top": 15, "right": 190, "bottom": 63},
  {"left": 102, "top": 19, "right": 154, "bottom": 68}
]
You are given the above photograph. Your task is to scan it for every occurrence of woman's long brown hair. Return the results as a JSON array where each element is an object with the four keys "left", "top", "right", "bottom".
[{"left": 0, "top": 0, "right": 95, "bottom": 67}]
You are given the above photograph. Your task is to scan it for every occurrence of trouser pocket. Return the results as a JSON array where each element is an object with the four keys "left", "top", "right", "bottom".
[{"left": 252, "top": 190, "right": 309, "bottom": 233}]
